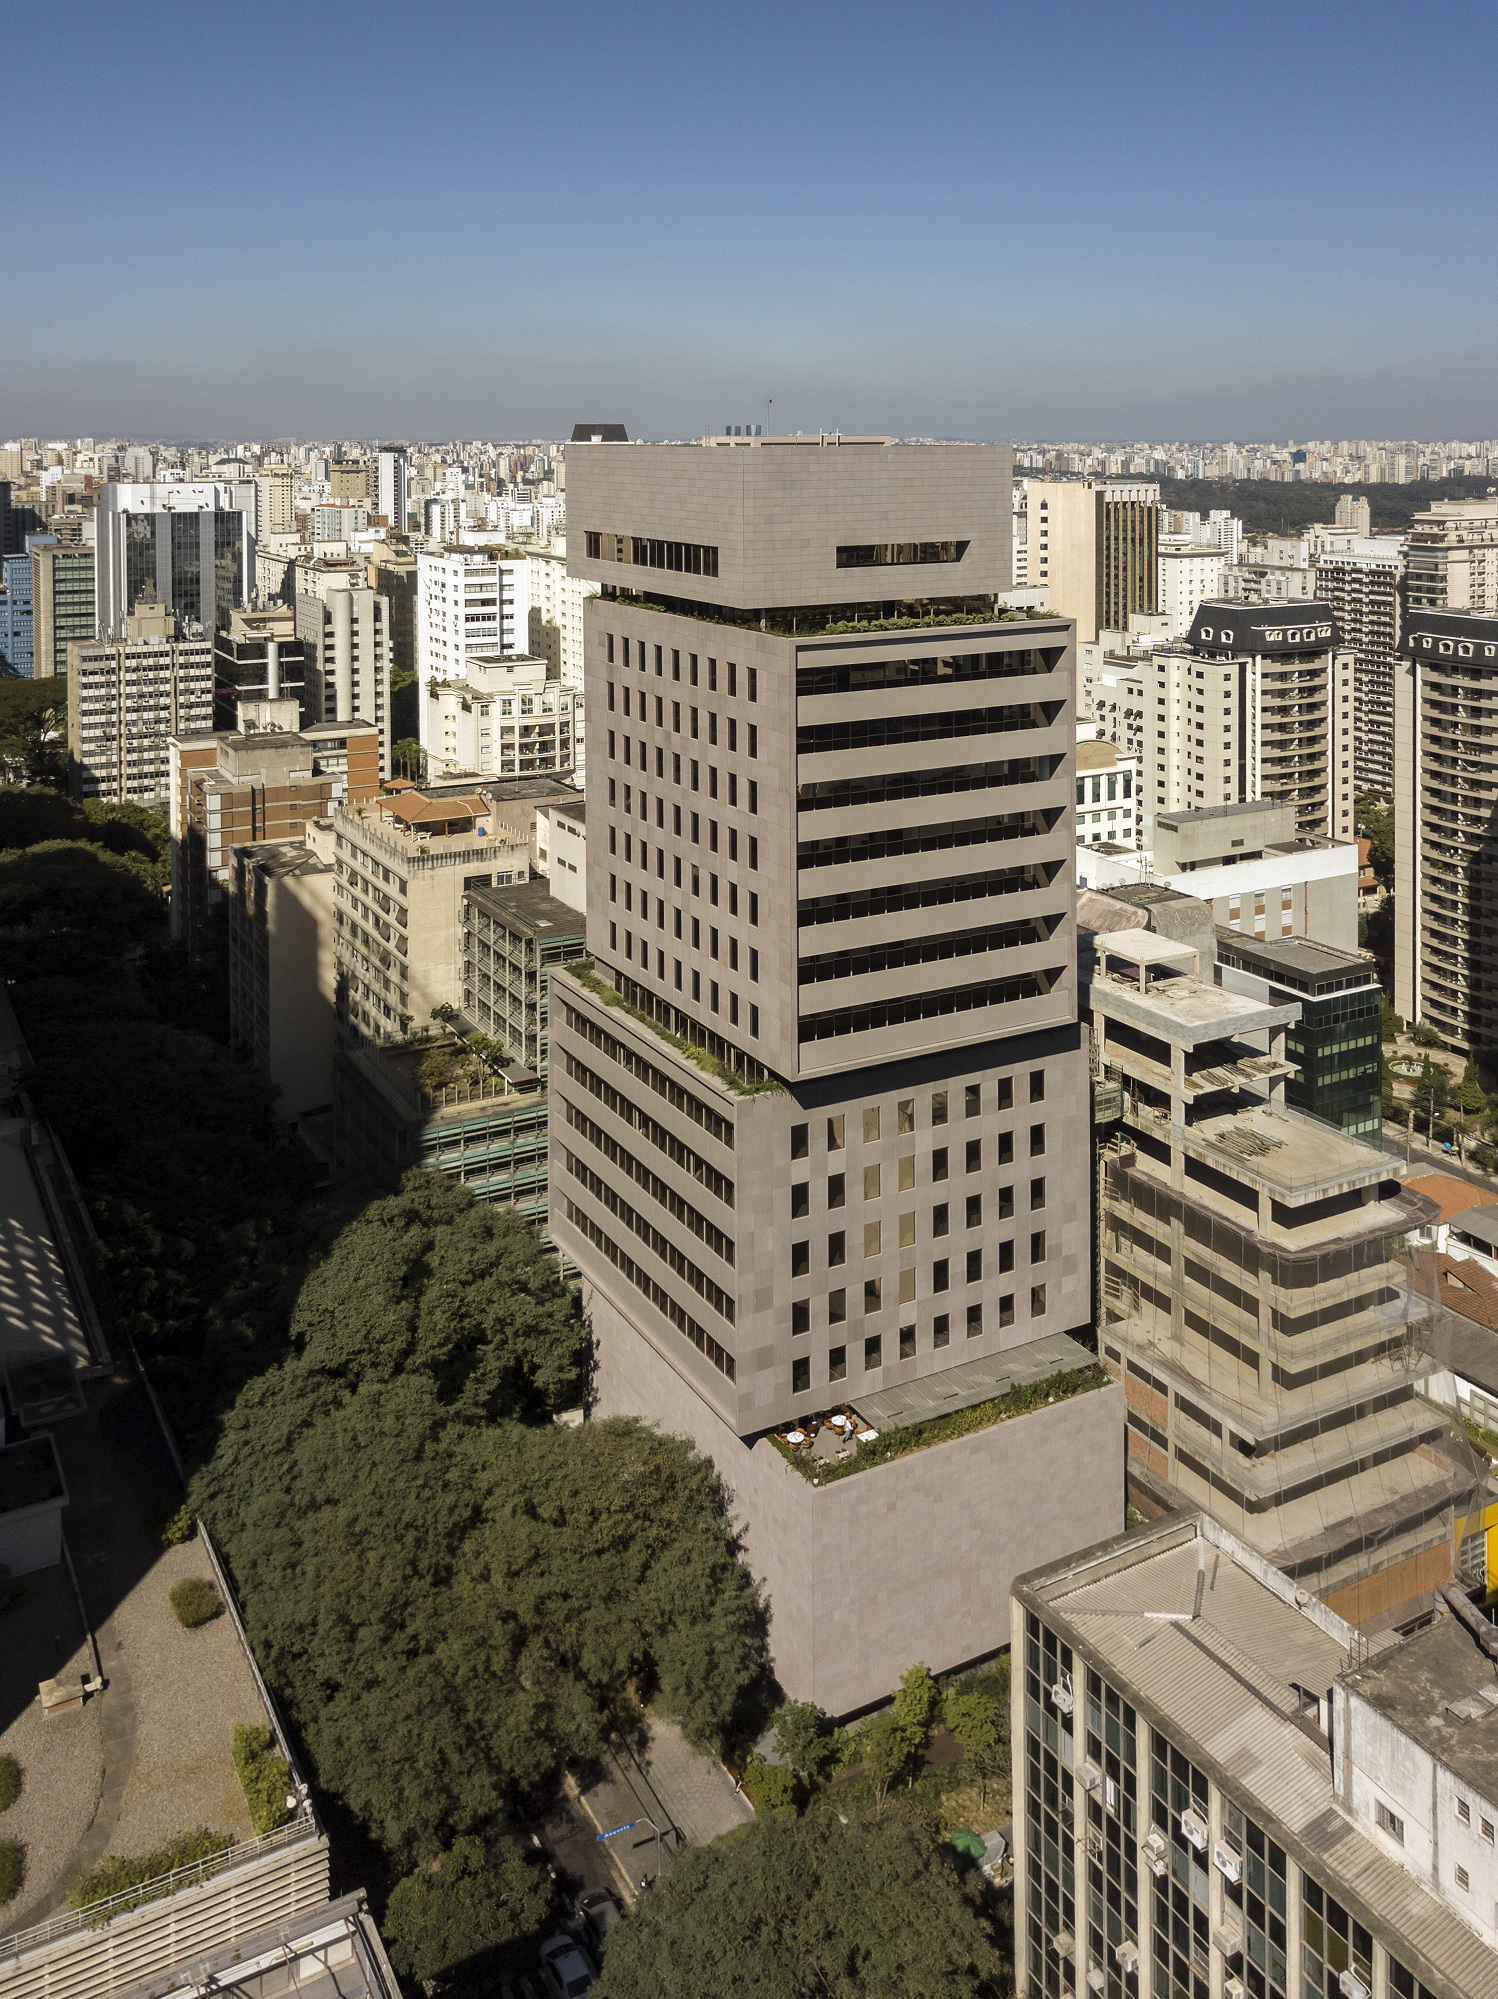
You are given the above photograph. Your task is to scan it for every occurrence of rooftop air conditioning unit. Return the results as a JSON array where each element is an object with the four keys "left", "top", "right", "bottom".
[
  {"left": 1338, "top": 1976, "right": 1370, "bottom": 1999},
  {"left": 1115, "top": 1940, "right": 1140, "bottom": 1974},
  {"left": 1080, "top": 1759, "right": 1103, "bottom": 1793},
  {"left": 1180, "top": 1808, "right": 1208, "bottom": 1851},
  {"left": 1052, "top": 1931, "right": 1076, "bottom": 1961},
  {"left": 1213, "top": 1842, "right": 1243, "bottom": 1883}
]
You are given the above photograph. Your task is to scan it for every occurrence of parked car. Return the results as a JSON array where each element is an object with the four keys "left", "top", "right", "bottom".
[
  {"left": 539, "top": 1934, "right": 597, "bottom": 1999},
  {"left": 577, "top": 1887, "right": 622, "bottom": 1946}
]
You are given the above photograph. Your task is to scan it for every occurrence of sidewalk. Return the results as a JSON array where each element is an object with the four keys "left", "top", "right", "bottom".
[
  {"left": 1386, "top": 1121, "right": 1498, "bottom": 1195},
  {"left": 574, "top": 1720, "right": 752, "bottom": 1900}
]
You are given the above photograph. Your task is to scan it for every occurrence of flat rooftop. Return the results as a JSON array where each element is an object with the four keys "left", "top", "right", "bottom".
[
  {"left": 1090, "top": 962, "right": 1301, "bottom": 1046},
  {"left": 1021, "top": 1515, "right": 1498, "bottom": 1999},
  {"left": 1344, "top": 1610, "right": 1498, "bottom": 1808},
  {"left": 464, "top": 876, "right": 587, "bottom": 939},
  {"left": 849, "top": 1329, "right": 1097, "bottom": 1431},
  {"left": 1215, "top": 929, "right": 1379, "bottom": 989}
]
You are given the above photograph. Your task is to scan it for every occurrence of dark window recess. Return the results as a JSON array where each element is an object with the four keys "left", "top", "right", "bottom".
[
  {"left": 998, "top": 1240, "right": 1014, "bottom": 1272},
  {"left": 586, "top": 530, "right": 719, "bottom": 576},
  {"left": 933, "top": 1203, "right": 950, "bottom": 1236},
  {"left": 798, "top": 916, "right": 1057, "bottom": 985},
  {"left": 1030, "top": 1123, "right": 1046, "bottom": 1157},
  {"left": 791, "top": 1183, "right": 809, "bottom": 1218},
  {"left": 828, "top": 1231, "right": 847, "bottom": 1266},
  {"left": 792, "top": 1300, "right": 810, "bottom": 1335},
  {"left": 899, "top": 1326, "right": 916, "bottom": 1360},
  {"left": 864, "top": 1334, "right": 883, "bottom": 1369},
  {"left": 827, "top": 1172, "right": 846, "bottom": 1208},
  {"left": 966, "top": 1249, "right": 982, "bottom": 1283},
  {"left": 797, "top": 702, "right": 1059, "bottom": 757},
  {"left": 829, "top": 1345, "right": 847, "bottom": 1381},
  {"left": 933, "top": 1259, "right": 950, "bottom": 1293},
  {"left": 933, "top": 1313, "right": 951, "bottom": 1348},
  {"left": 790, "top": 1122, "right": 809, "bottom": 1159},
  {"left": 797, "top": 755, "right": 1061, "bottom": 814},
  {"left": 1030, "top": 1176, "right": 1045, "bottom": 1210},
  {"left": 932, "top": 1148, "right": 949, "bottom": 1181},
  {"left": 965, "top": 1140, "right": 982, "bottom": 1172},
  {"left": 791, "top": 1241, "right": 810, "bottom": 1278},
  {"left": 966, "top": 1195, "right": 982, "bottom": 1227},
  {"left": 835, "top": 540, "right": 970, "bottom": 568},
  {"left": 799, "top": 970, "right": 1060, "bottom": 1043},
  {"left": 792, "top": 1356, "right": 810, "bottom": 1394},
  {"left": 796, "top": 863, "right": 1057, "bottom": 927},
  {"left": 796, "top": 647, "right": 1059, "bottom": 696},
  {"left": 796, "top": 808, "right": 1057, "bottom": 870}
]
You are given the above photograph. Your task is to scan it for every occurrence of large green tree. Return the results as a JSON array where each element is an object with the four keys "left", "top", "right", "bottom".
[{"left": 592, "top": 1808, "right": 1009, "bottom": 1999}]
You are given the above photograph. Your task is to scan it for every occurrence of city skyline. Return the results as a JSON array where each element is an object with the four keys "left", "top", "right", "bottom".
[{"left": 7, "top": 0, "right": 1498, "bottom": 441}]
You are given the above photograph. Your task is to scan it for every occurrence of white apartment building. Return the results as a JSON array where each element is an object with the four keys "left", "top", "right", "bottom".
[
  {"left": 293, "top": 558, "right": 392, "bottom": 771},
  {"left": 534, "top": 796, "right": 586, "bottom": 913},
  {"left": 254, "top": 464, "right": 296, "bottom": 539},
  {"left": 421, "top": 653, "right": 577, "bottom": 781},
  {"left": 415, "top": 545, "right": 530, "bottom": 684},
  {"left": 1316, "top": 536, "right": 1404, "bottom": 798},
  {"left": 1156, "top": 536, "right": 1225, "bottom": 637},
  {"left": 1222, "top": 560, "right": 1316, "bottom": 603},
  {"left": 1075, "top": 734, "right": 1139, "bottom": 846},
  {"left": 375, "top": 448, "right": 407, "bottom": 531},
  {"left": 526, "top": 548, "right": 598, "bottom": 689},
  {"left": 1405, "top": 497, "right": 1498, "bottom": 613},
  {"left": 68, "top": 607, "right": 214, "bottom": 803}
]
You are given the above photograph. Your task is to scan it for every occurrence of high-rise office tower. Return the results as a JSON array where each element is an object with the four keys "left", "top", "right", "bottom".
[
  {"left": 1404, "top": 498, "right": 1498, "bottom": 613},
  {"left": 1394, "top": 607, "right": 1498, "bottom": 1051},
  {"left": 550, "top": 433, "right": 1122, "bottom": 1711},
  {"left": 30, "top": 540, "right": 96, "bottom": 677},
  {"left": 69, "top": 606, "right": 214, "bottom": 803},
  {"left": 1026, "top": 479, "right": 1159, "bottom": 644},
  {"left": 0, "top": 546, "right": 37, "bottom": 675},
  {"left": 375, "top": 448, "right": 408, "bottom": 532},
  {"left": 96, "top": 481, "right": 255, "bottom": 636},
  {"left": 1316, "top": 540, "right": 1403, "bottom": 798}
]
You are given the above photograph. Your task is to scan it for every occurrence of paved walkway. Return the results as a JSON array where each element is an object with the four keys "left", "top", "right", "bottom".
[{"left": 574, "top": 1720, "right": 752, "bottom": 1900}]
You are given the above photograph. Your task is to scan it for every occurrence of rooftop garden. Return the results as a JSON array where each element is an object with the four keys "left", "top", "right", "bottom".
[
  {"left": 565, "top": 959, "right": 784, "bottom": 1096},
  {"left": 766, "top": 1363, "right": 1107, "bottom": 1484}
]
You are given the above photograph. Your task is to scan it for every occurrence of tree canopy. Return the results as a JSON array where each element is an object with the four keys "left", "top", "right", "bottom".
[
  {"left": 592, "top": 1808, "right": 1009, "bottom": 1999},
  {"left": 192, "top": 1182, "right": 766, "bottom": 1871}
]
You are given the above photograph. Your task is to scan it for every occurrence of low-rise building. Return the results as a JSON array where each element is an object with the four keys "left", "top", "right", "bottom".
[
  {"left": 535, "top": 794, "right": 587, "bottom": 912},
  {"left": 1077, "top": 799, "right": 1360, "bottom": 953},
  {"left": 1215, "top": 928, "right": 1383, "bottom": 1137},
  {"left": 69, "top": 606, "right": 214, "bottom": 804},
  {"left": 1076, "top": 735, "right": 1140, "bottom": 847},
  {"left": 1015, "top": 1511, "right": 1498, "bottom": 1999},
  {"left": 421, "top": 652, "right": 578, "bottom": 781},
  {"left": 170, "top": 704, "right": 381, "bottom": 941},
  {"left": 461, "top": 878, "right": 586, "bottom": 1075}
]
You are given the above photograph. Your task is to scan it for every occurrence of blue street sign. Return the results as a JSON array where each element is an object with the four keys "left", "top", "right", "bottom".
[{"left": 596, "top": 1820, "right": 640, "bottom": 1842}]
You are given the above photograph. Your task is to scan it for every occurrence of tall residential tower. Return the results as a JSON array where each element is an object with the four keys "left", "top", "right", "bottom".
[{"left": 550, "top": 433, "right": 1122, "bottom": 1711}]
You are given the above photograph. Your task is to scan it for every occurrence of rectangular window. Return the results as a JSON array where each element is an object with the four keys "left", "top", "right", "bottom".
[
  {"left": 829, "top": 1345, "right": 846, "bottom": 1382},
  {"left": 998, "top": 1240, "right": 1014, "bottom": 1272},
  {"left": 1456, "top": 1865, "right": 1470, "bottom": 1891},
  {"left": 828, "top": 1172, "right": 846, "bottom": 1208},
  {"left": 898, "top": 1156, "right": 915, "bottom": 1192},
  {"left": 864, "top": 1278, "right": 882, "bottom": 1313},
  {"left": 966, "top": 1249, "right": 982, "bottom": 1283},
  {"left": 999, "top": 1294, "right": 1014, "bottom": 1325},
  {"left": 1030, "top": 1284, "right": 1046, "bottom": 1317},
  {"left": 863, "top": 1106, "right": 881, "bottom": 1142},
  {"left": 792, "top": 1300, "right": 810, "bottom": 1335},
  {"left": 1031, "top": 1230, "right": 1046, "bottom": 1264},
  {"left": 836, "top": 539, "right": 969, "bottom": 568},
  {"left": 864, "top": 1334, "right": 882, "bottom": 1369},
  {"left": 899, "top": 1325, "right": 915, "bottom": 1360},
  {"left": 792, "top": 1356, "right": 810, "bottom": 1394},
  {"left": 931, "top": 1089, "right": 948, "bottom": 1125},
  {"left": 791, "top": 1183, "right": 809, "bottom": 1218},
  {"left": 964, "top": 1084, "right": 981, "bottom": 1119},
  {"left": 966, "top": 1194, "right": 982, "bottom": 1228},
  {"left": 828, "top": 1231, "right": 846, "bottom": 1266},
  {"left": 1030, "top": 1123, "right": 1046, "bottom": 1157},
  {"left": 864, "top": 1221, "right": 882, "bottom": 1257},
  {"left": 966, "top": 1303, "right": 983, "bottom": 1338},
  {"left": 933, "top": 1258, "right": 950, "bottom": 1293},
  {"left": 829, "top": 1288, "right": 847, "bottom": 1324},
  {"left": 747, "top": 666, "right": 757, "bottom": 702},
  {"left": 933, "top": 1202, "right": 949, "bottom": 1237},
  {"left": 1030, "top": 1176, "right": 1046, "bottom": 1210},
  {"left": 1375, "top": 1801, "right": 1405, "bottom": 1843},
  {"left": 747, "top": 724, "right": 758, "bottom": 759},
  {"left": 790, "top": 1123, "right": 809, "bottom": 1159},
  {"left": 863, "top": 1164, "right": 881, "bottom": 1199},
  {"left": 828, "top": 1115, "right": 845, "bottom": 1149},
  {"left": 933, "top": 1313, "right": 950, "bottom": 1348},
  {"left": 932, "top": 1146, "right": 949, "bottom": 1181},
  {"left": 897, "top": 1098, "right": 915, "bottom": 1133},
  {"left": 997, "top": 1132, "right": 1014, "bottom": 1165},
  {"left": 1029, "top": 1069, "right": 1046, "bottom": 1102},
  {"left": 899, "top": 1212, "right": 916, "bottom": 1248},
  {"left": 997, "top": 1077, "right": 1013, "bottom": 1110},
  {"left": 1457, "top": 1800, "right": 1472, "bottom": 1824},
  {"left": 791, "top": 1241, "right": 810, "bottom": 1277},
  {"left": 898, "top": 1267, "right": 916, "bottom": 1303},
  {"left": 965, "top": 1139, "right": 982, "bottom": 1172}
]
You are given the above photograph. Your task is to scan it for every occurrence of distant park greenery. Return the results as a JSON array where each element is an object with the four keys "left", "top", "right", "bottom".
[
  {"left": 1157, "top": 475, "right": 1497, "bottom": 539},
  {"left": 0, "top": 787, "right": 767, "bottom": 1989}
]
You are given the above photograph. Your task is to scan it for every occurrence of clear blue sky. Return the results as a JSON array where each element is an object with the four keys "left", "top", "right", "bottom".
[{"left": 7, "top": 0, "right": 1495, "bottom": 442}]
